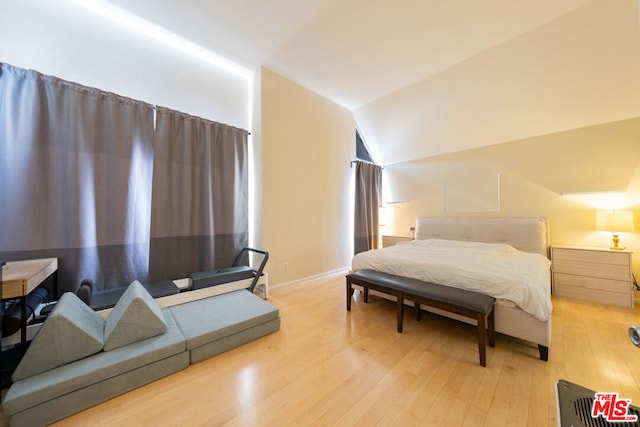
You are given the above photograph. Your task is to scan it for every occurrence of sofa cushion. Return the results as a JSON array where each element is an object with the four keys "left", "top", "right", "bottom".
[
  {"left": 2, "top": 309, "right": 186, "bottom": 416},
  {"left": 103, "top": 281, "right": 166, "bottom": 351},
  {"left": 169, "top": 290, "right": 279, "bottom": 350},
  {"left": 7, "top": 352, "right": 189, "bottom": 427},
  {"left": 12, "top": 292, "right": 104, "bottom": 381}
]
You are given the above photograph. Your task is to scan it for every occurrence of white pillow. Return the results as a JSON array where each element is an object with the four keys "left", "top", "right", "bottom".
[
  {"left": 103, "top": 281, "right": 167, "bottom": 351},
  {"left": 12, "top": 292, "right": 104, "bottom": 381}
]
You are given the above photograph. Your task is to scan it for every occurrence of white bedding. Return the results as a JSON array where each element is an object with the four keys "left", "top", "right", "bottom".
[{"left": 351, "top": 239, "right": 552, "bottom": 321}]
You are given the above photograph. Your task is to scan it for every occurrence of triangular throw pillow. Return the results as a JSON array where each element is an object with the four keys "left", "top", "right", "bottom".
[
  {"left": 103, "top": 280, "right": 167, "bottom": 351},
  {"left": 12, "top": 292, "right": 104, "bottom": 381}
]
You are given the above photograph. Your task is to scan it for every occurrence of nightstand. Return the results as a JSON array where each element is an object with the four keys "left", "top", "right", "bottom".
[
  {"left": 551, "top": 246, "right": 634, "bottom": 308},
  {"left": 381, "top": 235, "right": 413, "bottom": 248}
]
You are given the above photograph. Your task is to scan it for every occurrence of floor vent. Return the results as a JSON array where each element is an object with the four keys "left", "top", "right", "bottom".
[{"left": 557, "top": 380, "right": 640, "bottom": 427}]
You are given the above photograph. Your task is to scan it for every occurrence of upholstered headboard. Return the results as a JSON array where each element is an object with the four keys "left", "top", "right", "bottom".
[{"left": 414, "top": 216, "right": 549, "bottom": 257}]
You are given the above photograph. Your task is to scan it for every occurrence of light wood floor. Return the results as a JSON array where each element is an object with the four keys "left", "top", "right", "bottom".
[{"left": 2, "top": 275, "right": 640, "bottom": 426}]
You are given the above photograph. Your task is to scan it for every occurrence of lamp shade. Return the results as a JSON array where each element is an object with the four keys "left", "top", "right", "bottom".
[{"left": 596, "top": 210, "right": 635, "bottom": 232}]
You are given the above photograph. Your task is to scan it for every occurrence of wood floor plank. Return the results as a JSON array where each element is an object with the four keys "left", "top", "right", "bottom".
[{"left": 1, "top": 275, "right": 638, "bottom": 427}]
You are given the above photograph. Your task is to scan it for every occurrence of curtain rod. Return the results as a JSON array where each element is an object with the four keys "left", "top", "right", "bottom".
[{"left": 350, "top": 160, "right": 383, "bottom": 169}]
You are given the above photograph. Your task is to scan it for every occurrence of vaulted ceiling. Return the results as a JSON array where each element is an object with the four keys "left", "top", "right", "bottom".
[{"left": 106, "top": 0, "right": 591, "bottom": 110}]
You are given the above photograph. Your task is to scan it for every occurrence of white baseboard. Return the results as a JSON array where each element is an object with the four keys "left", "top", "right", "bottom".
[{"left": 270, "top": 266, "right": 350, "bottom": 290}]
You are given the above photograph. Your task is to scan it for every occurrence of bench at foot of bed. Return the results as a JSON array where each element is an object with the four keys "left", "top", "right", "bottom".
[{"left": 346, "top": 269, "right": 496, "bottom": 367}]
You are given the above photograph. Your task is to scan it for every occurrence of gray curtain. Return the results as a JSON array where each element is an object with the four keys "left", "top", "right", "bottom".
[
  {"left": 354, "top": 161, "right": 382, "bottom": 254},
  {"left": 149, "top": 107, "right": 249, "bottom": 281},
  {"left": 0, "top": 64, "right": 155, "bottom": 295}
]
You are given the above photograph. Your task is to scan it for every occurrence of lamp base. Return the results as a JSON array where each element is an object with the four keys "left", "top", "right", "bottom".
[{"left": 610, "top": 233, "right": 625, "bottom": 250}]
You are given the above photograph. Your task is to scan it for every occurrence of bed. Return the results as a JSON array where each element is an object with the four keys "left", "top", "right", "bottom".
[{"left": 350, "top": 216, "right": 552, "bottom": 360}]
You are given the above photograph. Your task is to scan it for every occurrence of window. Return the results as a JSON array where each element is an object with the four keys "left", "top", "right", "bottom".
[{"left": 355, "top": 129, "right": 374, "bottom": 163}]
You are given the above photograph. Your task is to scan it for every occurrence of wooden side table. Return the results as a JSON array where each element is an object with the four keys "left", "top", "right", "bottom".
[
  {"left": 2, "top": 258, "right": 58, "bottom": 298},
  {"left": 1, "top": 258, "right": 58, "bottom": 351},
  {"left": 551, "top": 246, "right": 633, "bottom": 308},
  {"left": 381, "top": 235, "right": 413, "bottom": 248}
]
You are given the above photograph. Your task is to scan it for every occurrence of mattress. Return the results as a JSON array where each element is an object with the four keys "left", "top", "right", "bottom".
[{"left": 351, "top": 238, "right": 552, "bottom": 321}]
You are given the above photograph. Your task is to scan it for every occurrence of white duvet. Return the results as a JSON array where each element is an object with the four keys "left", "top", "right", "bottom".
[{"left": 351, "top": 239, "right": 552, "bottom": 321}]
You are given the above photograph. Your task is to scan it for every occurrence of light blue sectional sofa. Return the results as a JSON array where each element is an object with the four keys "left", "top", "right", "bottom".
[{"left": 2, "top": 283, "right": 280, "bottom": 427}]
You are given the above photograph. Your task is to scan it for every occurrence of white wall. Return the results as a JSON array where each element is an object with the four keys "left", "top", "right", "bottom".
[
  {"left": 261, "top": 68, "right": 355, "bottom": 285},
  {"left": 0, "top": 0, "right": 250, "bottom": 129}
]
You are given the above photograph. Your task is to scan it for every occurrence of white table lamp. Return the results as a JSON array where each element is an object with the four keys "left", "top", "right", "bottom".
[{"left": 596, "top": 210, "right": 635, "bottom": 250}]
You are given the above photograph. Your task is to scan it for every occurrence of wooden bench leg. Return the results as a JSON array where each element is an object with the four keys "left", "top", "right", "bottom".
[
  {"left": 363, "top": 287, "right": 369, "bottom": 303},
  {"left": 477, "top": 313, "right": 487, "bottom": 367},
  {"left": 414, "top": 302, "right": 421, "bottom": 321},
  {"left": 397, "top": 294, "right": 404, "bottom": 333},
  {"left": 346, "top": 279, "right": 353, "bottom": 311}
]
